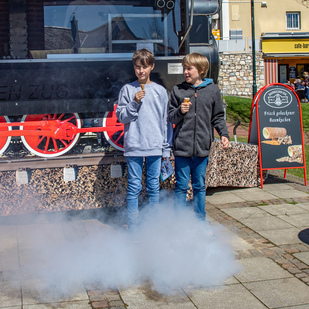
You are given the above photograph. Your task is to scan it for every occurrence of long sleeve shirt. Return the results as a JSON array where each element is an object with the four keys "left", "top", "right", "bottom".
[{"left": 117, "top": 80, "right": 172, "bottom": 157}]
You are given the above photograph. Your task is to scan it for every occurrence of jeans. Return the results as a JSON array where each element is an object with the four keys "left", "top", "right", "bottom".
[
  {"left": 174, "top": 156, "right": 209, "bottom": 220},
  {"left": 126, "top": 156, "right": 161, "bottom": 229}
]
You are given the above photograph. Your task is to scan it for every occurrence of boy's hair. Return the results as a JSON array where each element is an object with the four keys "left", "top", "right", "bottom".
[
  {"left": 132, "top": 49, "right": 155, "bottom": 66},
  {"left": 182, "top": 52, "right": 209, "bottom": 79}
]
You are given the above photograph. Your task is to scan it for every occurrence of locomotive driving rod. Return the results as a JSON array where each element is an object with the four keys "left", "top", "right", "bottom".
[{"left": 0, "top": 120, "right": 123, "bottom": 139}]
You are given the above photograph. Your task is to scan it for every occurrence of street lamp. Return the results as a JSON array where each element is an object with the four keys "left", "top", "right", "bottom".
[
  {"left": 251, "top": 0, "right": 257, "bottom": 97},
  {"left": 251, "top": 1, "right": 267, "bottom": 98}
]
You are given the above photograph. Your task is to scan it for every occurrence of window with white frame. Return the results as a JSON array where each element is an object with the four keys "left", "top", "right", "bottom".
[{"left": 286, "top": 12, "right": 300, "bottom": 30}]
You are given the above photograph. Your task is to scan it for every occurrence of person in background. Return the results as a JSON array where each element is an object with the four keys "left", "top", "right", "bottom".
[
  {"left": 304, "top": 81, "right": 309, "bottom": 103},
  {"left": 290, "top": 82, "right": 296, "bottom": 91},
  {"left": 116, "top": 49, "right": 172, "bottom": 230},
  {"left": 168, "top": 52, "right": 229, "bottom": 221},
  {"left": 294, "top": 78, "right": 302, "bottom": 90}
]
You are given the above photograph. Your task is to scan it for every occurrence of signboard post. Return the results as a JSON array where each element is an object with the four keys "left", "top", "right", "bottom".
[{"left": 248, "top": 83, "right": 307, "bottom": 188}]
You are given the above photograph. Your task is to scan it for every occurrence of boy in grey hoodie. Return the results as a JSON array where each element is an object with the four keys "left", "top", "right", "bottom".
[
  {"left": 116, "top": 49, "right": 172, "bottom": 230},
  {"left": 169, "top": 52, "right": 229, "bottom": 221}
]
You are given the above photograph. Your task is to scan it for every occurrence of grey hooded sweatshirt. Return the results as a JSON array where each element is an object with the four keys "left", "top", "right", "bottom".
[
  {"left": 117, "top": 80, "right": 172, "bottom": 157},
  {"left": 168, "top": 78, "right": 229, "bottom": 158}
]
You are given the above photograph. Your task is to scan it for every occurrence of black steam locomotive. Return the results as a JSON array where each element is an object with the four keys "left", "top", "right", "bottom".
[{"left": 0, "top": 0, "right": 220, "bottom": 168}]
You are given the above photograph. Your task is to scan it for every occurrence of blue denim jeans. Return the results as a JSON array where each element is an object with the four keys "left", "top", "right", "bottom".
[
  {"left": 126, "top": 156, "right": 161, "bottom": 229},
  {"left": 174, "top": 156, "right": 209, "bottom": 220}
]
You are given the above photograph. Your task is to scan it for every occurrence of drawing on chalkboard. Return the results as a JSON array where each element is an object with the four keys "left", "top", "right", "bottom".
[
  {"left": 262, "top": 127, "right": 292, "bottom": 145},
  {"left": 268, "top": 93, "right": 289, "bottom": 106},
  {"left": 264, "top": 88, "right": 292, "bottom": 109},
  {"left": 276, "top": 145, "right": 303, "bottom": 163}
]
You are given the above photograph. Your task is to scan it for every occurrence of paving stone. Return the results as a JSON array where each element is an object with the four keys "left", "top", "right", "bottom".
[
  {"left": 277, "top": 213, "right": 309, "bottom": 228},
  {"left": 234, "top": 257, "right": 292, "bottom": 283},
  {"left": 262, "top": 183, "right": 295, "bottom": 191},
  {"left": 244, "top": 278, "right": 309, "bottom": 308},
  {"left": 106, "top": 290, "right": 119, "bottom": 295},
  {"left": 258, "top": 203, "right": 309, "bottom": 216},
  {"left": 276, "top": 305, "right": 309, "bottom": 309},
  {"left": 258, "top": 227, "right": 302, "bottom": 245},
  {"left": 295, "top": 273, "right": 308, "bottom": 278},
  {"left": 294, "top": 262, "right": 309, "bottom": 269},
  {"left": 298, "top": 203, "right": 309, "bottom": 211},
  {"left": 222, "top": 207, "right": 268, "bottom": 220},
  {"left": 239, "top": 215, "right": 294, "bottom": 231},
  {"left": 206, "top": 192, "right": 245, "bottom": 204},
  {"left": 281, "top": 263, "right": 294, "bottom": 269},
  {"left": 17, "top": 224, "right": 67, "bottom": 253},
  {"left": 185, "top": 284, "right": 267, "bottom": 309},
  {"left": 0, "top": 225, "right": 17, "bottom": 239},
  {"left": 301, "top": 277, "right": 309, "bottom": 283},
  {"left": 0, "top": 247, "right": 19, "bottom": 272},
  {"left": 23, "top": 301, "right": 92, "bottom": 308},
  {"left": 22, "top": 278, "right": 88, "bottom": 305},
  {"left": 89, "top": 294, "right": 106, "bottom": 302},
  {"left": 294, "top": 252, "right": 309, "bottom": 265},
  {"left": 105, "top": 294, "right": 121, "bottom": 301},
  {"left": 109, "top": 300, "right": 125, "bottom": 307},
  {"left": 265, "top": 189, "right": 309, "bottom": 199},
  {"left": 287, "top": 267, "right": 303, "bottom": 274},
  {"left": 120, "top": 286, "right": 196, "bottom": 309},
  {"left": 61, "top": 220, "right": 88, "bottom": 240},
  {"left": 0, "top": 280, "right": 21, "bottom": 307},
  {"left": 285, "top": 247, "right": 301, "bottom": 254},
  {"left": 91, "top": 301, "right": 109, "bottom": 308},
  {"left": 294, "top": 244, "right": 309, "bottom": 251},
  {"left": 232, "top": 188, "right": 278, "bottom": 201}
]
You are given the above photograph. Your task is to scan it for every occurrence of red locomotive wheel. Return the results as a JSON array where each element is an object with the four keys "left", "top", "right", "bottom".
[
  {"left": 103, "top": 104, "right": 124, "bottom": 151},
  {"left": 20, "top": 113, "right": 81, "bottom": 158},
  {"left": 0, "top": 116, "right": 12, "bottom": 155}
]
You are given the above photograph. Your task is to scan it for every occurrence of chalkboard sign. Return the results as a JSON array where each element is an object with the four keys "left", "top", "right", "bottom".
[
  {"left": 248, "top": 83, "right": 307, "bottom": 187},
  {"left": 289, "top": 66, "right": 296, "bottom": 79}
]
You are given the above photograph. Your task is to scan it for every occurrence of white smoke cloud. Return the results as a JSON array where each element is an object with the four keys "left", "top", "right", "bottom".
[{"left": 19, "top": 199, "right": 241, "bottom": 300}]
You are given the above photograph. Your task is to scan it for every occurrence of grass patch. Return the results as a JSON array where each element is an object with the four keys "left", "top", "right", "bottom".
[
  {"left": 224, "top": 96, "right": 252, "bottom": 124},
  {"left": 300, "top": 103, "right": 309, "bottom": 131},
  {"left": 225, "top": 95, "right": 309, "bottom": 132},
  {"left": 233, "top": 136, "right": 248, "bottom": 143},
  {"left": 224, "top": 95, "right": 309, "bottom": 180}
]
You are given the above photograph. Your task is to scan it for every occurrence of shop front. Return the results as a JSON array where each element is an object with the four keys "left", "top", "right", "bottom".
[{"left": 262, "top": 32, "right": 309, "bottom": 89}]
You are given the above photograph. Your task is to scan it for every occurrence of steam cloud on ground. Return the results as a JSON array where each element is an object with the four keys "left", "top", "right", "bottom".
[{"left": 13, "top": 198, "right": 241, "bottom": 300}]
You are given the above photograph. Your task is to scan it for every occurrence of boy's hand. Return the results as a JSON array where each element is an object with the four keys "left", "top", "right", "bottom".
[
  {"left": 181, "top": 101, "right": 192, "bottom": 114},
  {"left": 221, "top": 136, "right": 229, "bottom": 148},
  {"left": 134, "top": 90, "right": 145, "bottom": 103}
]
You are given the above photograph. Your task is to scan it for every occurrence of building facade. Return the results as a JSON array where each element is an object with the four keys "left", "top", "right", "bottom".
[{"left": 217, "top": 0, "right": 309, "bottom": 97}]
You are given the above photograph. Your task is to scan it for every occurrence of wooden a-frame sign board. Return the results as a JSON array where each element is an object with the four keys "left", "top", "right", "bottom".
[{"left": 248, "top": 83, "right": 307, "bottom": 188}]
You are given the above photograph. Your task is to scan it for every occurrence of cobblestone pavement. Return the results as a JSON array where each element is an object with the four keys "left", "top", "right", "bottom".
[
  {"left": 207, "top": 171, "right": 309, "bottom": 287},
  {"left": 85, "top": 171, "right": 309, "bottom": 308},
  {"left": 1, "top": 170, "right": 309, "bottom": 308}
]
